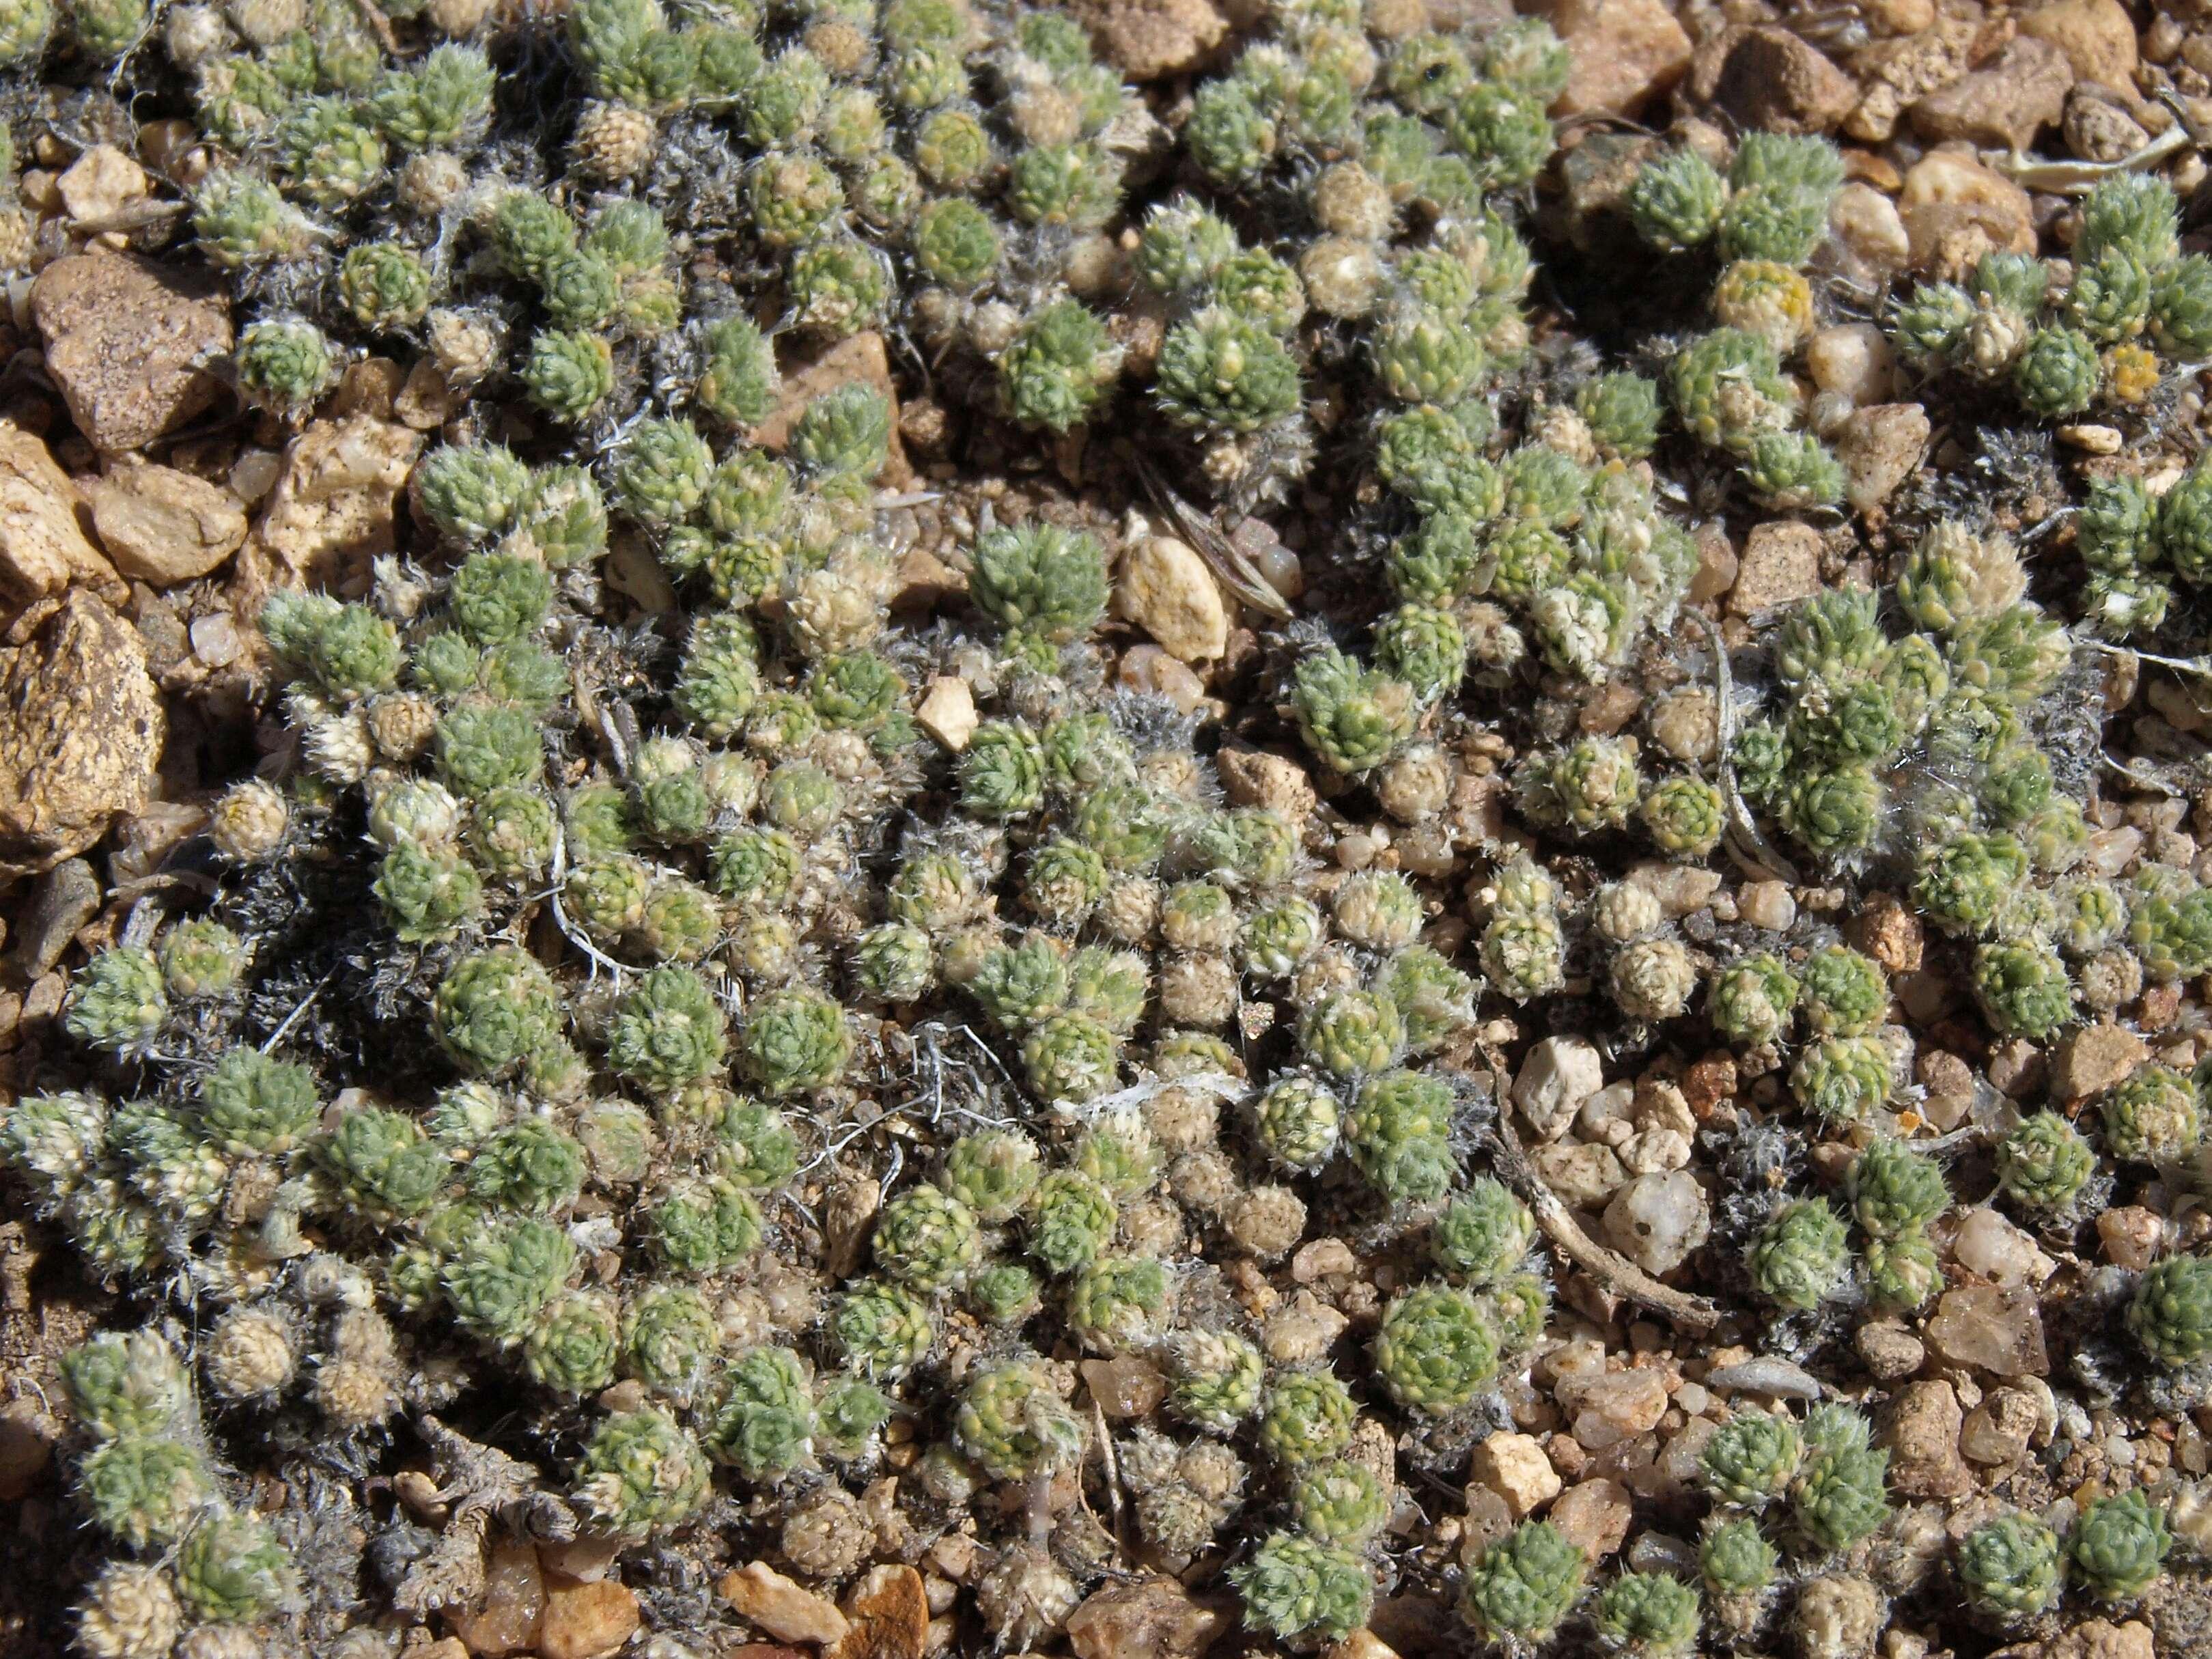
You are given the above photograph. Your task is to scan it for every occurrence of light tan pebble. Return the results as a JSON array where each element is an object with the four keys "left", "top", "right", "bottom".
[
  {"left": 1530, "top": 1141, "right": 1628, "bottom": 1208},
  {"left": 1512, "top": 1035, "right": 1606, "bottom": 1141},
  {"left": 536, "top": 1580, "right": 640, "bottom": 1659},
  {"left": 1909, "top": 38, "right": 2071, "bottom": 151},
  {"left": 1548, "top": 0, "right": 1693, "bottom": 119},
  {"left": 718, "top": 1563, "right": 852, "bottom": 1648},
  {"left": 1737, "top": 880, "right": 1797, "bottom": 932},
  {"left": 446, "top": 1536, "right": 546, "bottom": 1658},
  {"left": 1115, "top": 535, "right": 1229, "bottom": 663},
  {"left": 1882, "top": 1380, "right": 1972, "bottom": 1499},
  {"left": 1548, "top": 1476, "right": 1634, "bottom": 1561},
  {"left": 1806, "top": 325, "right": 1901, "bottom": 407},
  {"left": 1728, "top": 522, "right": 1823, "bottom": 616},
  {"left": 87, "top": 463, "right": 247, "bottom": 585},
  {"left": 1601, "top": 1170, "right": 1709, "bottom": 1273},
  {"left": 1468, "top": 1432, "right": 1562, "bottom": 1519},
  {"left": 2019, "top": 0, "right": 2141, "bottom": 92}
]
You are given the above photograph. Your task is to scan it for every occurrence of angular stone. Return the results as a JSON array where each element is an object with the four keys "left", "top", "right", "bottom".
[
  {"left": 916, "top": 676, "right": 979, "bottom": 751},
  {"left": 391, "top": 353, "right": 461, "bottom": 428},
  {"left": 2034, "top": 1622, "right": 2156, "bottom": 1659},
  {"left": 604, "top": 528, "right": 679, "bottom": 617},
  {"left": 1627, "top": 862, "right": 1722, "bottom": 920},
  {"left": 1567, "top": 1369, "right": 1670, "bottom": 1442},
  {"left": 1960, "top": 1386, "right": 2040, "bottom": 1466},
  {"left": 1548, "top": 0, "right": 1692, "bottom": 119},
  {"left": 828, "top": 1563, "right": 928, "bottom": 1659},
  {"left": 1728, "top": 522, "right": 1822, "bottom": 616},
  {"left": 88, "top": 462, "right": 249, "bottom": 585},
  {"left": 1692, "top": 26, "right": 1858, "bottom": 135},
  {"left": 1469, "top": 1432, "right": 1561, "bottom": 1519},
  {"left": 1065, "top": 1576, "right": 1228, "bottom": 1659},
  {"left": 1856, "top": 1320, "right": 1925, "bottom": 1382},
  {"left": 537, "top": 1579, "right": 640, "bottom": 1659},
  {"left": 1, "top": 855, "right": 99, "bottom": 984},
  {"left": 1845, "top": 892, "right": 1923, "bottom": 975},
  {"left": 1117, "top": 535, "right": 1228, "bottom": 663},
  {"left": 2097, "top": 1207, "right": 2162, "bottom": 1272},
  {"left": 447, "top": 1536, "right": 544, "bottom": 1658},
  {"left": 1830, "top": 183, "right": 1912, "bottom": 275},
  {"left": 1548, "top": 1477, "right": 1634, "bottom": 1561},
  {"left": 2052, "top": 1023, "right": 2144, "bottom": 1100},
  {"left": 0, "top": 422, "right": 124, "bottom": 607},
  {"left": 1688, "top": 524, "right": 1735, "bottom": 603},
  {"left": 535, "top": 1535, "right": 624, "bottom": 1583},
  {"left": 56, "top": 145, "right": 149, "bottom": 233},
  {"left": 0, "top": 589, "right": 163, "bottom": 878},
  {"left": 1680, "top": 1052, "right": 1737, "bottom": 1120},
  {"left": 1806, "top": 325, "right": 1899, "bottom": 408},
  {"left": 1072, "top": 0, "right": 1226, "bottom": 81},
  {"left": 1653, "top": 1415, "right": 1719, "bottom": 1492},
  {"left": 1738, "top": 880, "right": 1797, "bottom": 932},
  {"left": 1950, "top": 1208, "right": 2054, "bottom": 1288},
  {"left": 720, "top": 1563, "right": 852, "bottom": 1647},
  {"left": 1119, "top": 644, "right": 1206, "bottom": 712},
  {"left": 1898, "top": 152, "right": 2036, "bottom": 277},
  {"left": 2019, "top": 0, "right": 2138, "bottom": 96},
  {"left": 1911, "top": 38, "right": 2072, "bottom": 150},
  {"left": 1705, "top": 1356, "right": 1823, "bottom": 1399},
  {"left": 232, "top": 415, "right": 423, "bottom": 622},
  {"left": 1881, "top": 1380, "right": 1971, "bottom": 1499},
  {"left": 1532, "top": 1141, "right": 1627, "bottom": 1209},
  {"left": 1618, "top": 1126, "right": 1690, "bottom": 1176},
  {"left": 1080, "top": 1355, "right": 1167, "bottom": 1419},
  {"left": 1847, "top": 11, "right": 1983, "bottom": 141},
  {"left": 1926, "top": 1284, "right": 2047, "bottom": 1378},
  {"left": 1263, "top": 1289, "right": 1349, "bottom": 1365},
  {"left": 1216, "top": 744, "right": 1316, "bottom": 820},
  {"left": 1602, "top": 1171, "right": 1710, "bottom": 1274},
  {"left": 2065, "top": 89, "right": 2148, "bottom": 162},
  {"left": 1513, "top": 1035, "right": 1604, "bottom": 1141},
  {"left": 31, "top": 251, "right": 231, "bottom": 454},
  {"left": 1836, "top": 402, "right": 1931, "bottom": 516}
]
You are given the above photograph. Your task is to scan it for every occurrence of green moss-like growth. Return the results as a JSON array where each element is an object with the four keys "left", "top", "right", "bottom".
[
  {"left": 1462, "top": 1520, "right": 1588, "bottom": 1641},
  {"left": 2068, "top": 1488, "right": 2171, "bottom": 1602},
  {"left": 1231, "top": 1531, "right": 1373, "bottom": 1641}
]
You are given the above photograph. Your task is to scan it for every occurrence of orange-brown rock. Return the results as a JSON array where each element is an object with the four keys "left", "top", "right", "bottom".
[{"left": 0, "top": 589, "right": 163, "bottom": 877}]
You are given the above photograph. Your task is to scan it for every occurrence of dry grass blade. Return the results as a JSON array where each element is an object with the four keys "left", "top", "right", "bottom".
[
  {"left": 1479, "top": 1040, "right": 1722, "bottom": 1335},
  {"left": 1136, "top": 458, "right": 1296, "bottom": 621}
]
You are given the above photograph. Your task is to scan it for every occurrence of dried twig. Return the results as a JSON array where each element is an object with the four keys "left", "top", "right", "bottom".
[
  {"left": 395, "top": 1416, "right": 574, "bottom": 1614},
  {"left": 2080, "top": 635, "right": 2212, "bottom": 682},
  {"left": 544, "top": 825, "right": 634, "bottom": 983},
  {"left": 349, "top": 0, "right": 403, "bottom": 55},
  {"left": 1479, "top": 1040, "right": 1722, "bottom": 1334},
  {"left": 1135, "top": 459, "right": 1296, "bottom": 621},
  {"left": 260, "top": 966, "right": 337, "bottom": 1053},
  {"left": 1093, "top": 1397, "right": 1129, "bottom": 1562},
  {"left": 120, "top": 899, "right": 164, "bottom": 949},
  {"left": 2101, "top": 751, "right": 2189, "bottom": 796},
  {"left": 1693, "top": 608, "right": 1800, "bottom": 885},
  {"left": 1022, "top": 1469, "right": 1054, "bottom": 1549},
  {"left": 68, "top": 199, "right": 188, "bottom": 238},
  {"left": 1993, "top": 122, "right": 2192, "bottom": 192}
]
